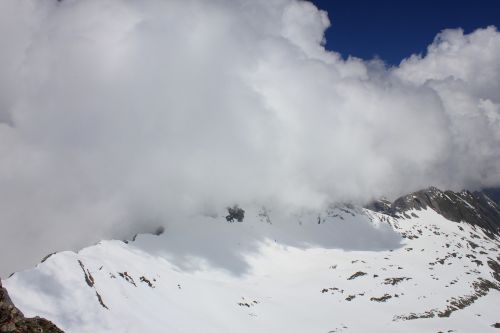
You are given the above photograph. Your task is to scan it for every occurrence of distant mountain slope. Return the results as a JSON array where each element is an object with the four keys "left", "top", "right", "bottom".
[
  {"left": 482, "top": 187, "right": 500, "bottom": 205},
  {"left": 367, "top": 187, "right": 500, "bottom": 236},
  {"left": 3, "top": 188, "right": 500, "bottom": 332}
]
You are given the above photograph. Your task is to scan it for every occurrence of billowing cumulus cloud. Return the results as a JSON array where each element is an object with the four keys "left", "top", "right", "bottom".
[{"left": 0, "top": 0, "right": 499, "bottom": 275}]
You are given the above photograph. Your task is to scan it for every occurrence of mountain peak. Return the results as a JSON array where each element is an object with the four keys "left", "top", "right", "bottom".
[{"left": 367, "top": 187, "right": 500, "bottom": 237}]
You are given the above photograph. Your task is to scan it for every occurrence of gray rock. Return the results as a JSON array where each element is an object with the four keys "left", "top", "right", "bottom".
[
  {"left": 367, "top": 187, "right": 500, "bottom": 236},
  {"left": 1, "top": 279, "right": 64, "bottom": 333}
]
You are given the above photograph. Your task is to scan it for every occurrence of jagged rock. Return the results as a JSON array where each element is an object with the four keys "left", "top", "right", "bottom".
[
  {"left": 226, "top": 205, "right": 245, "bottom": 222},
  {"left": 488, "top": 259, "right": 500, "bottom": 283},
  {"left": 347, "top": 271, "right": 367, "bottom": 280},
  {"left": 367, "top": 187, "right": 500, "bottom": 236},
  {"left": 383, "top": 277, "right": 411, "bottom": 285},
  {"left": 0, "top": 279, "right": 64, "bottom": 333},
  {"left": 370, "top": 294, "right": 392, "bottom": 302},
  {"left": 365, "top": 198, "right": 392, "bottom": 213},
  {"left": 4, "top": 186, "right": 500, "bottom": 332}
]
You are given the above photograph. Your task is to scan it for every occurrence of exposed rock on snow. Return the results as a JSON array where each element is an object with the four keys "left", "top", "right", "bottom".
[
  {"left": 369, "top": 187, "right": 500, "bottom": 235},
  {"left": 0, "top": 279, "right": 63, "bottom": 333},
  {"left": 2, "top": 188, "right": 500, "bottom": 332}
]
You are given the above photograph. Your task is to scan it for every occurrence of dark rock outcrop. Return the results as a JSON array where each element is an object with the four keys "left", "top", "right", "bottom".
[
  {"left": 347, "top": 271, "right": 367, "bottom": 280},
  {"left": 368, "top": 187, "right": 500, "bottom": 236},
  {"left": 1, "top": 279, "right": 64, "bottom": 333},
  {"left": 395, "top": 278, "right": 500, "bottom": 321},
  {"left": 226, "top": 205, "right": 245, "bottom": 223}
]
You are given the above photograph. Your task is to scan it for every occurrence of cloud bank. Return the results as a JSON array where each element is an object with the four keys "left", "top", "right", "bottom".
[{"left": 0, "top": 0, "right": 499, "bottom": 275}]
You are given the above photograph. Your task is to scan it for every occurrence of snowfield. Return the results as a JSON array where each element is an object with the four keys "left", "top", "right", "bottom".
[{"left": 4, "top": 206, "right": 500, "bottom": 332}]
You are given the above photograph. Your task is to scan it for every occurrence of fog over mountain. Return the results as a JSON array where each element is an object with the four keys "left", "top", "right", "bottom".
[{"left": 0, "top": 0, "right": 499, "bottom": 276}]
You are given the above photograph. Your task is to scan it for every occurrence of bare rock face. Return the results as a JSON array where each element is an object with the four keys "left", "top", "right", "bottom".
[
  {"left": 226, "top": 205, "right": 245, "bottom": 222},
  {"left": 0, "top": 279, "right": 63, "bottom": 333},
  {"left": 368, "top": 187, "right": 500, "bottom": 237}
]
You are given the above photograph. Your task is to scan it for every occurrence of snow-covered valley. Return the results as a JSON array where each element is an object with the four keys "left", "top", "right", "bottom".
[{"left": 3, "top": 189, "right": 500, "bottom": 332}]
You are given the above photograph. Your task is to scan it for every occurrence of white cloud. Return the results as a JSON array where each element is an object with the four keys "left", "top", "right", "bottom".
[{"left": 0, "top": 0, "right": 499, "bottom": 275}]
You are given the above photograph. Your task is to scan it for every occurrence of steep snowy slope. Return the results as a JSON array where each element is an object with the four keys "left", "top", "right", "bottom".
[{"left": 3, "top": 189, "right": 500, "bottom": 332}]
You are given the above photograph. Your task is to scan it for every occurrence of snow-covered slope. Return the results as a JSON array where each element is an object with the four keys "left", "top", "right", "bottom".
[{"left": 3, "top": 191, "right": 500, "bottom": 332}]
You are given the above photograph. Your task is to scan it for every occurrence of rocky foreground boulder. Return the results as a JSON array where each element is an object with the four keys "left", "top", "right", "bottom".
[{"left": 0, "top": 279, "right": 63, "bottom": 333}]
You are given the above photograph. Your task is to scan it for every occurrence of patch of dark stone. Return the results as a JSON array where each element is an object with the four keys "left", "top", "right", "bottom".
[
  {"left": 226, "top": 205, "right": 245, "bottom": 223},
  {"left": 118, "top": 272, "right": 137, "bottom": 287},
  {"left": 41, "top": 252, "right": 57, "bottom": 263},
  {"left": 370, "top": 294, "right": 392, "bottom": 302},
  {"left": 321, "top": 287, "right": 342, "bottom": 294},
  {"left": 401, "top": 233, "right": 419, "bottom": 240},
  {"left": 487, "top": 259, "right": 500, "bottom": 282},
  {"left": 140, "top": 276, "right": 154, "bottom": 288},
  {"left": 345, "top": 295, "right": 356, "bottom": 301},
  {"left": 76, "top": 260, "right": 113, "bottom": 310},
  {"left": 394, "top": 278, "right": 500, "bottom": 321},
  {"left": 471, "top": 259, "right": 483, "bottom": 266},
  {"left": 238, "top": 302, "right": 251, "bottom": 308},
  {"left": 95, "top": 291, "right": 108, "bottom": 310},
  {"left": 468, "top": 241, "right": 479, "bottom": 249},
  {"left": 383, "top": 277, "right": 411, "bottom": 285},
  {"left": 347, "top": 272, "right": 367, "bottom": 280},
  {"left": 78, "top": 260, "right": 95, "bottom": 288},
  {"left": 429, "top": 253, "right": 457, "bottom": 266},
  {"left": 492, "top": 323, "right": 500, "bottom": 328},
  {"left": 237, "top": 300, "right": 258, "bottom": 308},
  {"left": 438, "top": 279, "right": 498, "bottom": 318}
]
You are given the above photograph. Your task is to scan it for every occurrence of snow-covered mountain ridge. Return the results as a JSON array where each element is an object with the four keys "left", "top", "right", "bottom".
[
  {"left": 2, "top": 187, "right": 500, "bottom": 332},
  {"left": 368, "top": 187, "right": 500, "bottom": 235}
]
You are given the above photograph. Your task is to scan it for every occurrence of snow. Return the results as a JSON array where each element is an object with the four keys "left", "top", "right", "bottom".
[{"left": 4, "top": 207, "right": 500, "bottom": 332}]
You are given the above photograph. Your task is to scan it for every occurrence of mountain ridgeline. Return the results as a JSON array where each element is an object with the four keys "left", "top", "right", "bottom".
[
  {"left": 367, "top": 187, "right": 500, "bottom": 237},
  {"left": 1, "top": 186, "right": 500, "bottom": 333}
]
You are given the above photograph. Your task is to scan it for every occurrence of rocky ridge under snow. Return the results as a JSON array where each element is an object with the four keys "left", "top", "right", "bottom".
[{"left": 1, "top": 187, "right": 500, "bottom": 332}]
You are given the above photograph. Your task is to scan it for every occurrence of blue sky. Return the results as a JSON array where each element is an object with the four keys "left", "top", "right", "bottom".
[{"left": 310, "top": 0, "right": 500, "bottom": 65}]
